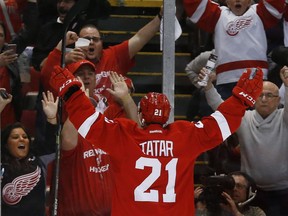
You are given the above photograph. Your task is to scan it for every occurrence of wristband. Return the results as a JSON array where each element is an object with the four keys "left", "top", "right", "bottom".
[{"left": 63, "top": 85, "right": 80, "bottom": 101}]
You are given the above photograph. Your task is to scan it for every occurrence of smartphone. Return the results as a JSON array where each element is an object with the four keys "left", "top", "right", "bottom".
[
  {"left": 6, "top": 44, "right": 17, "bottom": 54},
  {"left": 0, "top": 89, "right": 9, "bottom": 99}
]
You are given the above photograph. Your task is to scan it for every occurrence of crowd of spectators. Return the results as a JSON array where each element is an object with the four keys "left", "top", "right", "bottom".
[
  {"left": 1, "top": 0, "right": 288, "bottom": 215},
  {"left": 184, "top": 0, "right": 288, "bottom": 215}
]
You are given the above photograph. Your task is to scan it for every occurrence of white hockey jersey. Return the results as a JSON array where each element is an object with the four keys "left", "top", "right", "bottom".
[{"left": 184, "top": 0, "right": 285, "bottom": 84}]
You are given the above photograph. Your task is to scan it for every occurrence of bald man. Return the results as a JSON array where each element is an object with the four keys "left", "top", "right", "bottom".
[{"left": 203, "top": 66, "right": 288, "bottom": 216}]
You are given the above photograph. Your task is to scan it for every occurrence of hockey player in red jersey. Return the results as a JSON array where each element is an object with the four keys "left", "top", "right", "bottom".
[{"left": 49, "top": 67, "right": 263, "bottom": 216}]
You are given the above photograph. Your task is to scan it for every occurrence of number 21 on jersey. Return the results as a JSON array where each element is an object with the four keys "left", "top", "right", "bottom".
[{"left": 134, "top": 157, "right": 178, "bottom": 203}]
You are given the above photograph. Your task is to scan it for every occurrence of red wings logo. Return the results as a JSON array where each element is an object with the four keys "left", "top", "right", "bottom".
[
  {"left": 226, "top": 17, "right": 253, "bottom": 36},
  {"left": 2, "top": 167, "right": 41, "bottom": 205}
]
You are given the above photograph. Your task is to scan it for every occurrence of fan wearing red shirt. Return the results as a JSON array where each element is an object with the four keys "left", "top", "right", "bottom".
[
  {"left": 0, "top": 0, "right": 24, "bottom": 41},
  {"left": 45, "top": 59, "right": 135, "bottom": 216},
  {"left": 64, "top": 8, "right": 163, "bottom": 113}
]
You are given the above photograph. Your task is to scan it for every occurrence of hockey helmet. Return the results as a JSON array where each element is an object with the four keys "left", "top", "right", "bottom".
[{"left": 139, "top": 92, "right": 171, "bottom": 125}]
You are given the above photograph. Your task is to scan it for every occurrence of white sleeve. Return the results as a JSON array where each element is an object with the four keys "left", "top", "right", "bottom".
[
  {"left": 205, "top": 85, "right": 224, "bottom": 110},
  {"left": 279, "top": 83, "right": 286, "bottom": 105},
  {"left": 283, "top": 85, "right": 288, "bottom": 124},
  {"left": 284, "top": 19, "right": 288, "bottom": 47},
  {"left": 185, "top": 50, "right": 213, "bottom": 88}
]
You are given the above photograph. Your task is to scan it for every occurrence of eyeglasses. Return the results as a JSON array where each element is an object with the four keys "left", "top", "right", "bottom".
[
  {"left": 259, "top": 93, "right": 279, "bottom": 99},
  {"left": 82, "top": 36, "right": 101, "bottom": 43},
  {"left": 235, "top": 183, "right": 248, "bottom": 190}
]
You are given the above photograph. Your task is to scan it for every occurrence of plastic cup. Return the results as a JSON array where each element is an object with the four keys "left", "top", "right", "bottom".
[{"left": 75, "top": 38, "right": 90, "bottom": 48}]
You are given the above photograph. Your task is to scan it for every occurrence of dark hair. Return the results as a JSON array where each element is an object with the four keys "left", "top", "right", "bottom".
[
  {"left": 1, "top": 122, "right": 39, "bottom": 175},
  {"left": 79, "top": 23, "right": 104, "bottom": 39},
  {"left": 79, "top": 23, "right": 99, "bottom": 33},
  {"left": 80, "top": 23, "right": 98, "bottom": 30},
  {"left": 1, "top": 122, "right": 32, "bottom": 158},
  {"left": 229, "top": 171, "right": 255, "bottom": 187}
]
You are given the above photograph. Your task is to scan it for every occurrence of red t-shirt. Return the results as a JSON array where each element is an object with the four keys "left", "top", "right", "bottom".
[
  {"left": 0, "top": 0, "right": 24, "bottom": 42},
  {"left": 42, "top": 41, "right": 135, "bottom": 118},
  {"left": 92, "top": 40, "right": 135, "bottom": 104},
  {"left": 47, "top": 136, "right": 113, "bottom": 216},
  {"left": 0, "top": 67, "right": 16, "bottom": 128}
]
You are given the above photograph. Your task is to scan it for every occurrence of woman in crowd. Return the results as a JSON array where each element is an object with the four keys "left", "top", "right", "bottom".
[{"left": 1, "top": 89, "right": 58, "bottom": 216}]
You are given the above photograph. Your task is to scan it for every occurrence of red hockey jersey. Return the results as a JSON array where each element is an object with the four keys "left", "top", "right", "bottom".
[{"left": 65, "top": 91, "right": 246, "bottom": 216}]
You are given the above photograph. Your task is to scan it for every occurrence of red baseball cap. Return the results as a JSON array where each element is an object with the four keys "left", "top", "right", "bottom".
[{"left": 66, "top": 60, "right": 95, "bottom": 74}]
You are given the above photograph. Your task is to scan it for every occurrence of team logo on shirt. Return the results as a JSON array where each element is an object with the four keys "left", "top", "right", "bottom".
[
  {"left": 226, "top": 16, "right": 252, "bottom": 36},
  {"left": 2, "top": 167, "right": 41, "bottom": 205},
  {"left": 84, "top": 148, "right": 111, "bottom": 173},
  {"left": 96, "top": 71, "right": 111, "bottom": 85}
]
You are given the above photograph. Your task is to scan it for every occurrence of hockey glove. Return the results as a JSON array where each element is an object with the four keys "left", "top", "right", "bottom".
[
  {"left": 49, "top": 65, "right": 82, "bottom": 100},
  {"left": 232, "top": 68, "right": 263, "bottom": 107}
]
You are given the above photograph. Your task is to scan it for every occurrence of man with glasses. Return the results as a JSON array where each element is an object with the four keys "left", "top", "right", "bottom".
[
  {"left": 195, "top": 171, "right": 266, "bottom": 216},
  {"left": 31, "top": 0, "right": 111, "bottom": 150},
  {"left": 63, "top": 9, "right": 163, "bottom": 118},
  {"left": 202, "top": 66, "right": 288, "bottom": 216},
  {"left": 40, "top": 9, "right": 162, "bottom": 116},
  {"left": 226, "top": 171, "right": 265, "bottom": 216},
  {"left": 32, "top": 0, "right": 111, "bottom": 71}
]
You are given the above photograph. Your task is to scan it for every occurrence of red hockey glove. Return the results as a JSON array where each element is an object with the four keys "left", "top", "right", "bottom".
[
  {"left": 232, "top": 68, "right": 263, "bottom": 107},
  {"left": 49, "top": 65, "right": 82, "bottom": 100}
]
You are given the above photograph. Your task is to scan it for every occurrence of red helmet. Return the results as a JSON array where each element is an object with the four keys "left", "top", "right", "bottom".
[{"left": 139, "top": 92, "right": 171, "bottom": 125}]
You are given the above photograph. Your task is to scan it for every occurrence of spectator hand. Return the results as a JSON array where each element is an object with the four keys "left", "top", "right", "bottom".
[
  {"left": 0, "top": 88, "right": 12, "bottom": 113},
  {"left": 107, "top": 72, "right": 130, "bottom": 104},
  {"left": 49, "top": 66, "right": 82, "bottom": 99},
  {"left": 0, "top": 89, "right": 12, "bottom": 101},
  {"left": 194, "top": 187, "right": 203, "bottom": 199},
  {"left": 56, "top": 31, "right": 78, "bottom": 51},
  {"left": 198, "top": 67, "right": 216, "bottom": 90},
  {"left": 66, "top": 31, "right": 78, "bottom": 46},
  {"left": 0, "top": 50, "right": 18, "bottom": 67},
  {"left": 220, "top": 192, "right": 240, "bottom": 216},
  {"left": 42, "top": 91, "right": 59, "bottom": 121},
  {"left": 198, "top": 68, "right": 207, "bottom": 82},
  {"left": 280, "top": 66, "right": 288, "bottom": 87},
  {"left": 232, "top": 68, "right": 263, "bottom": 107},
  {"left": 65, "top": 48, "right": 86, "bottom": 65}
]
